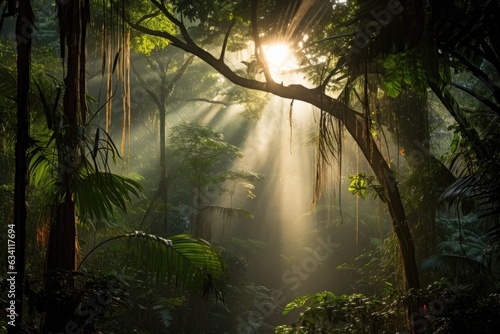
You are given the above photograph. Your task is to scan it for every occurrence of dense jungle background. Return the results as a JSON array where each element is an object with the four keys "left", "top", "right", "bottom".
[{"left": 1, "top": 0, "right": 500, "bottom": 333}]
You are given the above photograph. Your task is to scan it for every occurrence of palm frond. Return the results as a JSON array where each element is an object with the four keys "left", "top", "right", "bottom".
[
  {"left": 436, "top": 240, "right": 485, "bottom": 257},
  {"left": 0, "top": 65, "right": 17, "bottom": 101},
  {"left": 78, "top": 232, "right": 227, "bottom": 301},
  {"left": 163, "top": 234, "right": 227, "bottom": 300},
  {"left": 420, "top": 254, "right": 487, "bottom": 277},
  {"left": 74, "top": 171, "right": 143, "bottom": 221},
  {"left": 441, "top": 158, "right": 500, "bottom": 217}
]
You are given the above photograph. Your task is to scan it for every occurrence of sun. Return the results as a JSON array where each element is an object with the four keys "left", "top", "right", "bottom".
[{"left": 263, "top": 43, "right": 292, "bottom": 74}]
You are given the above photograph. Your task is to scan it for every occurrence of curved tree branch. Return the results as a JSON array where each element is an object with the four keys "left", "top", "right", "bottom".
[
  {"left": 127, "top": 14, "right": 187, "bottom": 49},
  {"left": 135, "top": 9, "right": 161, "bottom": 26}
]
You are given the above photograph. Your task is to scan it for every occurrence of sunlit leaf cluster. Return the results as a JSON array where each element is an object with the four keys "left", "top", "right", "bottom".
[{"left": 348, "top": 172, "right": 385, "bottom": 201}]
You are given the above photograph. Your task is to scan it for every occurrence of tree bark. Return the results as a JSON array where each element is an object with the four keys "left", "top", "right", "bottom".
[
  {"left": 43, "top": 0, "right": 88, "bottom": 332},
  {"left": 9, "top": 1, "right": 34, "bottom": 332}
]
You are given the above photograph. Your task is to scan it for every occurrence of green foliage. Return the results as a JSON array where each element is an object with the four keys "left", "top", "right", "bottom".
[
  {"left": 107, "top": 0, "right": 173, "bottom": 55},
  {"left": 127, "top": 232, "right": 227, "bottom": 301},
  {"left": 427, "top": 285, "right": 500, "bottom": 334},
  {"left": 169, "top": 122, "right": 263, "bottom": 193},
  {"left": 337, "top": 235, "right": 402, "bottom": 295},
  {"left": 448, "top": 124, "right": 469, "bottom": 155},
  {"left": 74, "top": 172, "right": 143, "bottom": 221},
  {"left": 348, "top": 172, "right": 385, "bottom": 201},
  {"left": 383, "top": 50, "right": 428, "bottom": 98},
  {"left": 0, "top": 65, "right": 17, "bottom": 167},
  {"left": 171, "top": 122, "right": 241, "bottom": 163},
  {"left": 348, "top": 172, "right": 368, "bottom": 198},
  {"left": 79, "top": 232, "right": 227, "bottom": 302},
  {"left": 26, "top": 272, "right": 130, "bottom": 333},
  {"left": 276, "top": 291, "right": 392, "bottom": 334},
  {"left": 402, "top": 280, "right": 500, "bottom": 334},
  {"left": 171, "top": 0, "right": 244, "bottom": 22},
  {"left": 216, "top": 237, "right": 267, "bottom": 282},
  {"left": 274, "top": 280, "right": 500, "bottom": 334},
  {"left": 420, "top": 214, "right": 499, "bottom": 283},
  {"left": 207, "top": 238, "right": 275, "bottom": 333},
  {"left": 226, "top": 86, "right": 269, "bottom": 119},
  {"left": 28, "top": 75, "right": 143, "bottom": 225}
]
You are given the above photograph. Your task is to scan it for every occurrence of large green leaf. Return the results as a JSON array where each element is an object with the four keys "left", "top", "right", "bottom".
[{"left": 78, "top": 232, "right": 227, "bottom": 301}]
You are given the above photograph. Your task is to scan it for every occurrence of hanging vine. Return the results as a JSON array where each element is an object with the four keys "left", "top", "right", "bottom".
[{"left": 101, "top": 0, "right": 131, "bottom": 157}]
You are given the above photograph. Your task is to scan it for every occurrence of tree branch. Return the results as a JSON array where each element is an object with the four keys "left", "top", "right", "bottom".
[
  {"left": 450, "top": 81, "right": 500, "bottom": 114},
  {"left": 150, "top": 0, "right": 194, "bottom": 45},
  {"left": 127, "top": 18, "right": 187, "bottom": 48},
  {"left": 166, "top": 55, "right": 195, "bottom": 98},
  {"left": 448, "top": 48, "right": 500, "bottom": 105},
  {"left": 131, "top": 62, "right": 162, "bottom": 108},
  {"left": 220, "top": 19, "right": 236, "bottom": 61},
  {"left": 135, "top": 10, "right": 161, "bottom": 26},
  {"left": 169, "top": 97, "right": 233, "bottom": 106}
]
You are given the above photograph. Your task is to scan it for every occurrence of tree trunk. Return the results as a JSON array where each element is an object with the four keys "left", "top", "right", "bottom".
[
  {"left": 159, "top": 64, "right": 168, "bottom": 227},
  {"left": 134, "top": 54, "right": 194, "bottom": 231},
  {"left": 9, "top": 1, "right": 34, "bottom": 332},
  {"left": 46, "top": 192, "right": 77, "bottom": 271},
  {"left": 45, "top": 0, "right": 86, "bottom": 276},
  {"left": 43, "top": 0, "right": 88, "bottom": 332},
  {"left": 43, "top": 194, "right": 78, "bottom": 334}
]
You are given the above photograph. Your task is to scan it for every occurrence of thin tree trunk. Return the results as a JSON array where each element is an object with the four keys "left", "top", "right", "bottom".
[
  {"left": 9, "top": 1, "right": 34, "bottom": 332},
  {"left": 134, "top": 54, "right": 193, "bottom": 231},
  {"left": 159, "top": 63, "right": 167, "bottom": 220},
  {"left": 45, "top": 0, "right": 85, "bottom": 277}
]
